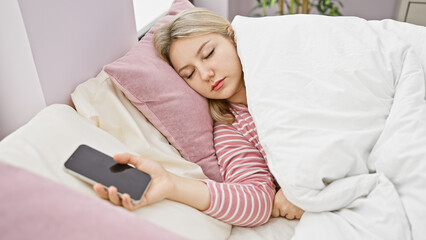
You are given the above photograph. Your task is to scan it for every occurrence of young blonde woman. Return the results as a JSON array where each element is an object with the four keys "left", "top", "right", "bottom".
[{"left": 93, "top": 7, "right": 304, "bottom": 227}]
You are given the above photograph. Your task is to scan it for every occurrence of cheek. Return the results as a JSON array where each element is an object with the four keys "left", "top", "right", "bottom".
[
  {"left": 223, "top": 49, "right": 242, "bottom": 73},
  {"left": 186, "top": 81, "right": 207, "bottom": 95},
  {"left": 228, "top": 56, "right": 242, "bottom": 77}
]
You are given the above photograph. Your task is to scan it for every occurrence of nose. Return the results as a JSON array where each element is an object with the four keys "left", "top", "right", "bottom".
[{"left": 199, "top": 65, "right": 214, "bottom": 82}]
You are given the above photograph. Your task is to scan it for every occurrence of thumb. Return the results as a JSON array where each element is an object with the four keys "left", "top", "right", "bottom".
[
  {"left": 113, "top": 153, "right": 157, "bottom": 176},
  {"left": 113, "top": 153, "right": 142, "bottom": 167}
]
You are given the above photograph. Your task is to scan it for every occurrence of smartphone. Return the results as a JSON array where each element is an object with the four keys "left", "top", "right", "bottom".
[{"left": 64, "top": 144, "right": 151, "bottom": 203}]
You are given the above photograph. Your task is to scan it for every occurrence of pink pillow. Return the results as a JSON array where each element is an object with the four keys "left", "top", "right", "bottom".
[{"left": 104, "top": 0, "right": 222, "bottom": 182}]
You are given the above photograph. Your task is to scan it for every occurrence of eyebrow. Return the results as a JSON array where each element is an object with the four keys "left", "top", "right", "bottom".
[{"left": 177, "top": 40, "right": 211, "bottom": 74}]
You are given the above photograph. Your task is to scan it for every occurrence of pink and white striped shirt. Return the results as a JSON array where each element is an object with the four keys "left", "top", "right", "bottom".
[{"left": 202, "top": 103, "right": 276, "bottom": 227}]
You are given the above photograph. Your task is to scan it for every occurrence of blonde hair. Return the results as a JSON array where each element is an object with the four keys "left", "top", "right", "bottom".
[{"left": 153, "top": 8, "right": 235, "bottom": 125}]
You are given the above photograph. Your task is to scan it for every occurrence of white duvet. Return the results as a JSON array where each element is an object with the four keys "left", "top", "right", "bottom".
[{"left": 233, "top": 15, "right": 426, "bottom": 240}]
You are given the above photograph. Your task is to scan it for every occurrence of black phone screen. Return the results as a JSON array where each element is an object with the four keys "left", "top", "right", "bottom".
[{"left": 64, "top": 144, "right": 151, "bottom": 201}]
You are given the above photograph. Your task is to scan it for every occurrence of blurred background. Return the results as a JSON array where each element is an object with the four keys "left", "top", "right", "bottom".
[
  {"left": 190, "top": 0, "right": 426, "bottom": 27},
  {"left": 192, "top": 0, "right": 397, "bottom": 21}
]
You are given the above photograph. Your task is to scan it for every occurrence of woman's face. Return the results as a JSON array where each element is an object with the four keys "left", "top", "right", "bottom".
[{"left": 169, "top": 33, "right": 246, "bottom": 105}]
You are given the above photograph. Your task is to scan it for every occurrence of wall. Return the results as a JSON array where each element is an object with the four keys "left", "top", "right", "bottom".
[
  {"left": 194, "top": 0, "right": 400, "bottom": 21},
  {"left": 0, "top": 0, "right": 138, "bottom": 140},
  {"left": 0, "top": 0, "right": 46, "bottom": 140},
  {"left": 194, "top": 0, "right": 252, "bottom": 21},
  {"left": 0, "top": 0, "right": 175, "bottom": 140},
  {"left": 193, "top": 0, "right": 229, "bottom": 19},
  {"left": 339, "top": 0, "right": 399, "bottom": 20},
  {"left": 133, "top": 0, "right": 173, "bottom": 36}
]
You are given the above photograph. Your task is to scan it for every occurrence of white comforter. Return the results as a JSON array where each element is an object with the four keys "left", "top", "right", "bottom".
[{"left": 233, "top": 15, "right": 426, "bottom": 240}]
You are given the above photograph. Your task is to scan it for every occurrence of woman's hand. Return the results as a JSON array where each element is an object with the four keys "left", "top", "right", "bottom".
[
  {"left": 93, "top": 153, "right": 174, "bottom": 211},
  {"left": 271, "top": 188, "right": 304, "bottom": 220}
]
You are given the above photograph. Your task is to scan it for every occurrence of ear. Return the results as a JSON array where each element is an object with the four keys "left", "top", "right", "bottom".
[{"left": 226, "top": 26, "right": 236, "bottom": 45}]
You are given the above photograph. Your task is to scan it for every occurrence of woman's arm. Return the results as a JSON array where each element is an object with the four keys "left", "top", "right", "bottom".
[
  {"left": 168, "top": 173, "right": 210, "bottom": 211},
  {"left": 94, "top": 118, "right": 277, "bottom": 227},
  {"left": 200, "top": 123, "right": 276, "bottom": 227},
  {"left": 93, "top": 153, "right": 211, "bottom": 211}
]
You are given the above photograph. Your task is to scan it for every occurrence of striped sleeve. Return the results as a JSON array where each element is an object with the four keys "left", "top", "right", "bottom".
[{"left": 202, "top": 123, "right": 276, "bottom": 227}]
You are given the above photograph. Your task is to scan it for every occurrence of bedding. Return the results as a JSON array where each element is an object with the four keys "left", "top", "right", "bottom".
[
  {"left": 0, "top": 71, "right": 230, "bottom": 240},
  {"left": 103, "top": 0, "right": 223, "bottom": 182},
  {"left": 2, "top": 4, "right": 426, "bottom": 240},
  {"left": 72, "top": 71, "right": 298, "bottom": 240},
  {"left": 0, "top": 70, "right": 297, "bottom": 240},
  {"left": 233, "top": 14, "right": 426, "bottom": 240}
]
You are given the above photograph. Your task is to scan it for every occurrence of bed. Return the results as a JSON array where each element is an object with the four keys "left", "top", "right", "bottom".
[{"left": 1, "top": 0, "right": 426, "bottom": 239}]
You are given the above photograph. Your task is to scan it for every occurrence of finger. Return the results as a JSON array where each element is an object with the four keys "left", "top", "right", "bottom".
[
  {"left": 93, "top": 183, "right": 108, "bottom": 199},
  {"left": 282, "top": 208, "right": 294, "bottom": 220},
  {"left": 271, "top": 207, "right": 280, "bottom": 218},
  {"left": 113, "top": 153, "right": 141, "bottom": 167},
  {"left": 296, "top": 209, "right": 304, "bottom": 219},
  {"left": 279, "top": 208, "right": 288, "bottom": 218},
  {"left": 108, "top": 186, "right": 122, "bottom": 206},
  {"left": 115, "top": 154, "right": 159, "bottom": 177},
  {"left": 121, "top": 193, "right": 135, "bottom": 211}
]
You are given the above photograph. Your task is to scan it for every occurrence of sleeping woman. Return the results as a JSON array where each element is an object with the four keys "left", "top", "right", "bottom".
[{"left": 93, "top": 7, "right": 304, "bottom": 227}]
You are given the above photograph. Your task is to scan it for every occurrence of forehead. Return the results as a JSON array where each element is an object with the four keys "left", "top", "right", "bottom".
[
  {"left": 169, "top": 33, "right": 225, "bottom": 66},
  {"left": 171, "top": 34, "right": 214, "bottom": 54}
]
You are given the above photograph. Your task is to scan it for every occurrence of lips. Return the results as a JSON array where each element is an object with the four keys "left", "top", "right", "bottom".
[{"left": 211, "top": 79, "right": 225, "bottom": 91}]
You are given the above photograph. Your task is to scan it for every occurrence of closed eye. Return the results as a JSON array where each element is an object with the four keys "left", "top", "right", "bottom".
[
  {"left": 186, "top": 71, "right": 194, "bottom": 79},
  {"left": 205, "top": 49, "right": 214, "bottom": 59}
]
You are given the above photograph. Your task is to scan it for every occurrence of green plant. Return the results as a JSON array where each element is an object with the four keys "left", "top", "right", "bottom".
[{"left": 249, "top": 0, "right": 343, "bottom": 17}]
